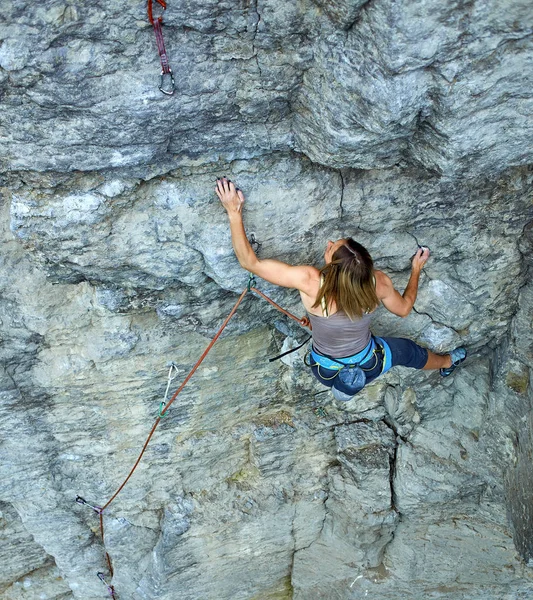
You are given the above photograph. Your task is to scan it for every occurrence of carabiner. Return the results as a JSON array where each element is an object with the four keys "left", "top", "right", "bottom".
[
  {"left": 247, "top": 273, "right": 257, "bottom": 291},
  {"left": 75, "top": 495, "right": 102, "bottom": 514},
  {"left": 97, "top": 573, "right": 116, "bottom": 598},
  {"left": 148, "top": 0, "right": 167, "bottom": 25},
  {"left": 159, "top": 69, "right": 175, "bottom": 95}
]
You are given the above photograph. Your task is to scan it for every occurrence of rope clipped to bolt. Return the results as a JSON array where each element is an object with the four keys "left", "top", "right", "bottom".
[
  {"left": 159, "top": 362, "right": 179, "bottom": 417},
  {"left": 147, "top": 0, "right": 175, "bottom": 95},
  {"left": 76, "top": 282, "right": 309, "bottom": 593}
]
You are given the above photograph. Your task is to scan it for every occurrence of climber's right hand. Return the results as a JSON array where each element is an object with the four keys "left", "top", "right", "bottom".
[{"left": 411, "top": 246, "right": 430, "bottom": 271}]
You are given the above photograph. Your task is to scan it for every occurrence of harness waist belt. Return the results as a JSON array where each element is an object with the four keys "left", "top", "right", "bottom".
[{"left": 310, "top": 338, "right": 375, "bottom": 370}]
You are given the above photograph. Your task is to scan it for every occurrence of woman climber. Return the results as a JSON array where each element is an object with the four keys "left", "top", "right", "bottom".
[{"left": 215, "top": 177, "right": 466, "bottom": 401}]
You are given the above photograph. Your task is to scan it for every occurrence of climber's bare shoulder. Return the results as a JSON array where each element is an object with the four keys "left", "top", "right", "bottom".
[{"left": 250, "top": 259, "right": 320, "bottom": 296}]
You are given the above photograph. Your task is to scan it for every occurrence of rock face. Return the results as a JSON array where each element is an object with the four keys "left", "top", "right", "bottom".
[{"left": 0, "top": 1, "right": 532, "bottom": 599}]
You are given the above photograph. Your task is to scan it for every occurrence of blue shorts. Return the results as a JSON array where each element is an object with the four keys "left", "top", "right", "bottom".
[{"left": 310, "top": 337, "right": 428, "bottom": 395}]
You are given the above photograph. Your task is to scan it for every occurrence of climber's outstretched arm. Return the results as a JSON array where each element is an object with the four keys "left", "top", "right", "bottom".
[
  {"left": 376, "top": 248, "right": 429, "bottom": 317},
  {"left": 216, "top": 178, "right": 317, "bottom": 294}
]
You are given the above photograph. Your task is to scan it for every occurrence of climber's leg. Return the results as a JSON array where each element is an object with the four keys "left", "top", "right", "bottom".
[
  {"left": 379, "top": 337, "right": 428, "bottom": 370},
  {"left": 381, "top": 337, "right": 466, "bottom": 374},
  {"left": 422, "top": 350, "right": 452, "bottom": 370}
]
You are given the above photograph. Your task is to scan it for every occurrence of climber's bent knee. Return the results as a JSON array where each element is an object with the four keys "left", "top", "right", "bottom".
[{"left": 380, "top": 337, "right": 428, "bottom": 369}]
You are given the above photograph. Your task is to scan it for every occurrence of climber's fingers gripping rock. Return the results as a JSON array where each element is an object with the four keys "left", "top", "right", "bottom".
[
  {"left": 215, "top": 177, "right": 245, "bottom": 216},
  {"left": 411, "top": 246, "right": 430, "bottom": 271}
]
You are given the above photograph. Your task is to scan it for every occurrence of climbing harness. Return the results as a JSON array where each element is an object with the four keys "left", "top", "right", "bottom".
[
  {"left": 306, "top": 336, "right": 394, "bottom": 396},
  {"left": 147, "top": 0, "right": 175, "bottom": 95},
  {"left": 307, "top": 338, "right": 376, "bottom": 371},
  {"left": 374, "top": 336, "right": 393, "bottom": 375},
  {"left": 76, "top": 280, "right": 309, "bottom": 594},
  {"left": 305, "top": 337, "right": 386, "bottom": 395}
]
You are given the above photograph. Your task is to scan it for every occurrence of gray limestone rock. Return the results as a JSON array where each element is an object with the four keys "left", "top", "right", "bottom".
[
  {"left": 0, "top": 1, "right": 533, "bottom": 599},
  {"left": 311, "top": 0, "right": 369, "bottom": 30},
  {"left": 293, "top": 0, "right": 533, "bottom": 179}
]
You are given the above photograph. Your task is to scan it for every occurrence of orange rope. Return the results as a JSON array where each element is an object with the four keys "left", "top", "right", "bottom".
[
  {"left": 87, "top": 283, "right": 309, "bottom": 584},
  {"left": 100, "top": 287, "right": 248, "bottom": 512},
  {"left": 147, "top": 0, "right": 166, "bottom": 25},
  {"left": 250, "top": 287, "right": 311, "bottom": 329},
  {"left": 99, "top": 512, "right": 114, "bottom": 578}
]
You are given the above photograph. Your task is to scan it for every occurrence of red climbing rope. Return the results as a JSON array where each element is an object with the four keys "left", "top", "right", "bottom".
[
  {"left": 101, "top": 287, "right": 249, "bottom": 511},
  {"left": 147, "top": 0, "right": 165, "bottom": 25},
  {"left": 99, "top": 513, "right": 113, "bottom": 575},
  {"left": 79, "top": 283, "right": 309, "bottom": 591},
  {"left": 147, "top": 0, "right": 175, "bottom": 95},
  {"left": 250, "top": 287, "right": 311, "bottom": 329}
]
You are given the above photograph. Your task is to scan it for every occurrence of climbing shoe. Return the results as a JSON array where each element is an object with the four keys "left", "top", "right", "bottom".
[{"left": 440, "top": 347, "right": 467, "bottom": 377}]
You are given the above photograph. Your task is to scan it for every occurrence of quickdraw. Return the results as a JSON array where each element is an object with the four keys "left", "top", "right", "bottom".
[
  {"left": 147, "top": 0, "right": 175, "bottom": 95},
  {"left": 159, "top": 362, "right": 179, "bottom": 417},
  {"left": 97, "top": 572, "right": 116, "bottom": 598},
  {"left": 75, "top": 495, "right": 102, "bottom": 514},
  {"left": 247, "top": 273, "right": 257, "bottom": 291}
]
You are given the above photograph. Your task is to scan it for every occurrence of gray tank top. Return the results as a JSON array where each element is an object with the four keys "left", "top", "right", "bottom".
[{"left": 308, "top": 311, "right": 372, "bottom": 357}]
